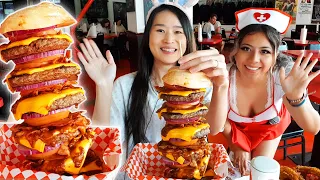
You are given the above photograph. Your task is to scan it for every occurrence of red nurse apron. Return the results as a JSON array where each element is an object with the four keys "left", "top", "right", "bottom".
[{"left": 228, "top": 71, "right": 291, "bottom": 152}]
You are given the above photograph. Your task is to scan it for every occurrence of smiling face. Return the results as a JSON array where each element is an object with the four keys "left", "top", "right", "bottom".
[
  {"left": 210, "top": 16, "right": 217, "bottom": 25},
  {"left": 234, "top": 32, "right": 277, "bottom": 80},
  {"left": 149, "top": 10, "right": 187, "bottom": 66},
  {"left": 105, "top": 22, "right": 110, "bottom": 28},
  {"left": 116, "top": 20, "right": 121, "bottom": 26}
]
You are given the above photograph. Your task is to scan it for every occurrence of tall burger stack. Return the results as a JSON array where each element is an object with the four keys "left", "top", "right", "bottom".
[
  {"left": 0, "top": 2, "right": 100, "bottom": 175},
  {"left": 156, "top": 67, "right": 213, "bottom": 179}
]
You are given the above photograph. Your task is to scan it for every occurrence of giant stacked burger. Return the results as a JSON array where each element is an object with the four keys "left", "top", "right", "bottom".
[
  {"left": 0, "top": 2, "right": 101, "bottom": 175},
  {"left": 156, "top": 67, "right": 212, "bottom": 179}
]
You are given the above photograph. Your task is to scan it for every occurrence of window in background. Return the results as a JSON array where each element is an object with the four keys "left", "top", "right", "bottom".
[
  {"left": 312, "top": 0, "right": 320, "bottom": 22},
  {"left": 0, "top": 3, "right": 3, "bottom": 23},
  {"left": 3, "top": 2, "right": 13, "bottom": 17},
  {"left": 0, "top": 1, "right": 14, "bottom": 22},
  {"left": 81, "top": 0, "right": 108, "bottom": 19}
]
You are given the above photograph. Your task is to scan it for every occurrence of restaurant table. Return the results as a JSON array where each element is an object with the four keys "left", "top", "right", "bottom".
[
  {"left": 282, "top": 50, "right": 320, "bottom": 61},
  {"left": 294, "top": 40, "right": 309, "bottom": 50},
  {"left": 309, "top": 41, "right": 320, "bottom": 45},
  {"left": 199, "top": 37, "right": 223, "bottom": 50},
  {"left": 309, "top": 75, "right": 320, "bottom": 168},
  {"left": 104, "top": 33, "right": 118, "bottom": 39}
]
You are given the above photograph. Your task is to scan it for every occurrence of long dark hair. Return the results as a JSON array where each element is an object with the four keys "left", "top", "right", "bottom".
[
  {"left": 124, "top": 4, "right": 195, "bottom": 151},
  {"left": 101, "top": 19, "right": 110, "bottom": 29},
  {"left": 230, "top": 24, "right": 292, "bottom": 70}
]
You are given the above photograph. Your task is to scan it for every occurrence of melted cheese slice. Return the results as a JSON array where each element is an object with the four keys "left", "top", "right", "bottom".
[
  {"left": 33, "top": 139, "right": 45, "bottom": 153},
  {"left": 165, "top": 152, "right": 174, "bottom": 161},
  {"left": 14, "top": 88, "right": 84, "bottom": 120},
  {"left": 160, "top": 152, "right": 186, "bottom": 165},
  {"left": 19, "top": 137, "right": 45, "bottom": 152},
  {"left": 157, "top": 105, "right": 208, "bottom": 119},
  {"left": 200, "top": 155, "right": 210, "bottom": 167},
  {"left": 176, "top": 156, "right": 186, "bottom": 165},
  {"left": 79, "top": 160, "right": 102, "bottom": 173},
  {"left": 195, "top": 156, "right": 210, "bottom": 179},
  {"left": 158, "top": 88, "right": 206, "bottom": 97},
  {"left": 64, "top": 138, "right": 92, "bottom": 175},
  {"left": 9, "top": 63, "right": 80, "bottom": 77},
  {"left": 0, "top": 34, "right": 73, "bottom": 51},
  {"left": 194, "top": 169, "right": 201, "bottom": 180},
  {"left": 162, "top": 123, "right": 210, "bottom": 142},
  {"left": 19, "top": 137, "right": 32, "bottom": 148}
]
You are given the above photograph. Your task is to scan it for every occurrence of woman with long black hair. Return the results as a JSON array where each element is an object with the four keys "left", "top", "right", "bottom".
[{"left": 77, "top": 3, "right": 229, "bottom": 168}]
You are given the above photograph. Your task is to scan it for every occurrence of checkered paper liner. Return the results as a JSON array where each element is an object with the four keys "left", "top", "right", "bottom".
[
  {"left": 0, "top": 124, "right": 122, "bottom": 180},
  {"left": 121, "top": 143, "right": 231, "bottom": 180}
]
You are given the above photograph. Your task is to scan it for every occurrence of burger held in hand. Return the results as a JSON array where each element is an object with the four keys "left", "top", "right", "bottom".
[
  {"left": 156, "top": 67, "right": 213, "bottom": 179},
  {"left": 0, "top": 2, "right": 102, "bottom": 175}
]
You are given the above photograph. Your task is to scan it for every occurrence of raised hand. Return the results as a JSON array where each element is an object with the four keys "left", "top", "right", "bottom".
[
  {"left": 178, "top": 48, "right": 229, "bottom": 88},
  {"left": 280, "top": 53, "right": 320, "bottom": 100},
  {"left": 77, "top": 38, "right": 116, "bottom": 86}
]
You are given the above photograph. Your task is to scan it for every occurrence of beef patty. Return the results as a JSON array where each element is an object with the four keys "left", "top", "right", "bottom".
[
  {"left": 8, "top": 66, "right": 80, "bottom": 88},
  {"left": 11, "top": 91, "right": 85, "bottom": 115},
  {"left": 161, "top": 109, "right": 208, "bottom": 120},
  {"left": 1, "top": 38, "right": 70, "bottom": 61},
  {"left": 160, "top": 91, "right": 205, "bottom": 102}
]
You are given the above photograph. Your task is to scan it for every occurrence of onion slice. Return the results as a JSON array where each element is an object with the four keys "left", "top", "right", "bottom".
[
  {"left": 12, "top": 50, "right": 65, "bottom": 64},
  {"left": 161, "top": 156, "right": 190, "bottom": 168},
  {"left": 22, "top": 107, "right": 70, "bottom": 120},
  {"left": 165, "top": 117, "right": 200, "bottom": 124},
  {"left": 18, "top": 144, "right": 60, "bottom": 156},
  {"left": 15, "top": 79, "right": 67, "bottom": 92},
  {"left": 167, "top": 99, "right": 200, "bottom": 105}
]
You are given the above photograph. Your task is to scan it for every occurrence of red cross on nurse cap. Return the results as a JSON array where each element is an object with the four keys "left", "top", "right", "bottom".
[{"left": 235, "top": 8, "right": 292, "bottom": 34}]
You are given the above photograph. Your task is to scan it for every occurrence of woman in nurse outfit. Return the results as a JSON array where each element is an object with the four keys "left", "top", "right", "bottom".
[{"left": 208, "top": 8, "right": 319, "bottom": 175}]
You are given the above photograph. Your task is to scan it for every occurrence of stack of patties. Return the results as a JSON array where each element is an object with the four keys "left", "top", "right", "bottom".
[
  {"left": 0, "top": 2, "right": 100, "bottom": 175},
  {"left": 156, "top": 67, "right": 212, "bottom": 179}
]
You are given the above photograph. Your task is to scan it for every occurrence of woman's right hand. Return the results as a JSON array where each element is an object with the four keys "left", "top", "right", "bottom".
[
  {"left": 231, "top": 144, "right": 251, "bottom": 176},
  {"left": 77, "top": 38, "right": 116, "bottom": 86}
]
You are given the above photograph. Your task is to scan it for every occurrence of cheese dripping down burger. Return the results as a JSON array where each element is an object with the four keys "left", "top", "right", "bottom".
[{"left": 156, "top": 66, "right": 213, "bottom": 179}]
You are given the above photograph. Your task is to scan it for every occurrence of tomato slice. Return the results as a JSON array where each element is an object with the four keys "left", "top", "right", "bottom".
[
  {"left": 164, "top": 83, "right": 198, "bottom": 91},
  {"left": 4, "top": 25, "right": 57, "bottom": 42},
  {"left": 166, "top": 100, "right": 201, "bottom": 109}
]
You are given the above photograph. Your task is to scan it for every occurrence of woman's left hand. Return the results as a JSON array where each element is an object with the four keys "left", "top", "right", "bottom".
[
  {"left": 280, "top": 53, "right": 320, "bottom": 100},
  {"left": 178, "top": 48, "right": 229, "bottom": 87}
]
